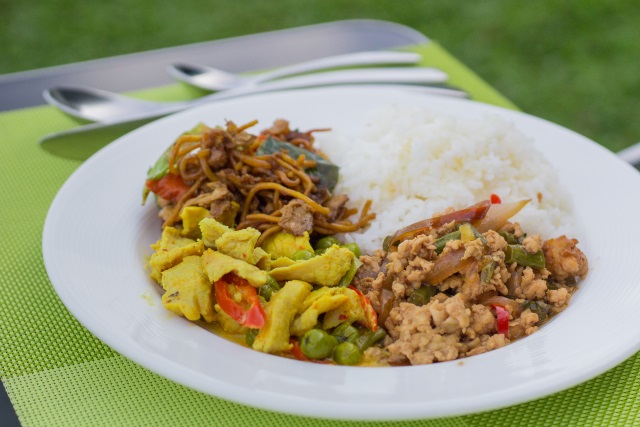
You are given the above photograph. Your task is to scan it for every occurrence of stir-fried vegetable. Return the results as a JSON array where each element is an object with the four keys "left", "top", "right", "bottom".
[
  {"left": 492, "top": 304, "right": 509, "bottom": 336},
  {"left": 505, "top": 245, "right": 546, "bottom": 270},
  {"left": 385, "top": 200, "right": 492, "bottom": 251}
]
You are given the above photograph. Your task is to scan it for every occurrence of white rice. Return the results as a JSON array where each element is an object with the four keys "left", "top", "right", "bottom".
[{"left": 315, "top": 105, "right": 573, "bottom": 254}]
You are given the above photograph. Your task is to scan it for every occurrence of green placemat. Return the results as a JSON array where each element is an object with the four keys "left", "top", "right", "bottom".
[{"left": 1, "top": 42, "right": 638, "bottom": 427}]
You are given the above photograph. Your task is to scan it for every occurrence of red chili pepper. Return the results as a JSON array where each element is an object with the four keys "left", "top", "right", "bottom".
[
  {"left": 492, "top": 304, "right": 509, "bottom": 336},
  {"left": 214, "top": 273, "right": 266, "bottom": 329},
  {"left": 289, "top": 339, "right": 312, "bottom": 362},
  {"left": 145, "top": 173, "right": 190, "bottom": 202},
  {"left": 349, "top": 286, "right": 378, "bottom": 331},
  {"left": 490, "top": 193, "right": 502, "bottom": 204}
]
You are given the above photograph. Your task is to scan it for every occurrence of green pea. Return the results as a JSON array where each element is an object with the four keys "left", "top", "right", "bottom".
[
  {"left": 292, "top": 250, "right": 314, "bottom": 261},
  {"left": 315, "top": 236, "right": 340, "bottom": 251},
  {"left": 342, "top": 242, "right": 361, "bottom": 258},
  {"left": 245, "top": 329, "right": 259, "bottom": 348},
  {"left": 266, "top": 275, "right": 280, "bottom": 289},
  {"left": 300, "top": 329, "right": 339, "bottom": 359},
  {"left": 332, "top": 323, "right": 360, "bottom": 343},
  {"left": 259, "top": 275, "right": 281, "bottom": 301},
  {"left": 333, "top": 342, "right": 362, "bottom": 365}
]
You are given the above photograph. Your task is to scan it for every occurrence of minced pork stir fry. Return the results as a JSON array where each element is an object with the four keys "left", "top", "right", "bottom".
[{"left": 143, "top": 119, "right": 588, "bottom": 366}]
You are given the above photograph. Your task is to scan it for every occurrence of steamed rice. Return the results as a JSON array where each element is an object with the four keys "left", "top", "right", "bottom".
[{"left": 315, "top": 105, "right": 573, "bottom": 254}]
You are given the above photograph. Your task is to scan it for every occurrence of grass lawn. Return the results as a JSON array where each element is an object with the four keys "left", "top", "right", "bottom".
[{"left": 1, "top": 0, "right": 638, "bottom": 151}]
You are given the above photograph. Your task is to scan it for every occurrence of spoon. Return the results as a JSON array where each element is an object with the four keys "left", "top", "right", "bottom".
[
  {"left": 167, "top": 50, "right": 422, "bottom": 91},
  {"left": 40, "top": 84, "right": 469, "bottom": 161},
  {"left": 44, "top": 67, "right": 453, "bottom": 122}
]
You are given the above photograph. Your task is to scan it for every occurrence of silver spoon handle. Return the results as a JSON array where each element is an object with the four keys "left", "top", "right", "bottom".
[
  {"left": 169, "top": 51, "right": 422, "bottom": 90},
  {"left": 44, "top": 67, "right": 451, "bottom": 121},
  {"left": 185, "top": 67, "right": 449, "bottom": 109}
]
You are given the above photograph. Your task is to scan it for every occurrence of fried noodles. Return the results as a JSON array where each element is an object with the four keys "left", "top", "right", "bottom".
[{"left": 155, "top": 119, "right": 374, "bottom": 237}]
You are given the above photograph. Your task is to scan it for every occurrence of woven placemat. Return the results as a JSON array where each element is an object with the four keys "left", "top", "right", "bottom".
[{"left": 1, "top": 42, "right": 638, "bottom": 426}]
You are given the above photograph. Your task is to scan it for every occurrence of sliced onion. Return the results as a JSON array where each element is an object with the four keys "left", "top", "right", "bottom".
[
  {"left": 473, "top": 199, "right": 530, "bottom": 233},
  {"left": 478, "top": 295, "right": 522, "bottom": 315},
  {"left": 424, "top": 249, "right": 473, "bottom": 285},
  {"left": 387, "top": 200, "right": 491, "bottom": 251}
]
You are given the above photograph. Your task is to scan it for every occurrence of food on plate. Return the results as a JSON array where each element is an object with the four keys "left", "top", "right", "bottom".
[{"left": 144, "top": 114, "right": 588, "bottom": 366}]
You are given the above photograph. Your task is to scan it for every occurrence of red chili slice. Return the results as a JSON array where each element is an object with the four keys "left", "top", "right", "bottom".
[
  {"left": 492, "top": 304, "right": 509, "bottom": 336},
  {"left": 490, "top": 193, "right": 502, "bottom": 204},
  {"left": 214, "top": 273, "right": 266, "bottom": 329},
  {"left": 349, "top": 286, "right": 378, "bottom": 331}
]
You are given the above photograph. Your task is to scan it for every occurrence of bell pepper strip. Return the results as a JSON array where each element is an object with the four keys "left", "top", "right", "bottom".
[
  {"left": 490, "top": 193, "right": 502, "bottom": 204},
  {"left": 385, "top": 200, "right": 491, "bottom": 251},
  {"left": 145, "top": 173, "right": 191, "bottom": 203},
  {"left": 349, "top": 286, "right": 378, "bottom": 331},
  {"left": 214, "top": 273, "right": 266, "bottom": 329},
  {"left": 492, "top": 304, "right": 509, "bottom": 336}
]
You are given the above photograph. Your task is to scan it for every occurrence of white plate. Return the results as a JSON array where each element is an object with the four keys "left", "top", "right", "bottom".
[{"left": 43, "top": 86, "right": 640, "bottom": 420}]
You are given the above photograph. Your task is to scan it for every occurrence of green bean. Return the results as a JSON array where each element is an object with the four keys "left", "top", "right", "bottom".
[
  {"left": 435, "top": 231, "right": 461, "bottom": 254},
  {"left": 337, "top": 258, "right": 363, "bottom": 287},
  {"left": 565, "top": 276, "right": 579, "bottom": 287},
  {"left": 467, "top": 223, "right": 487, "bottom": 245},
  {"left": 245, "top": 329, "right": 259, "bottom": 348},
  {"left": 300, "top": 329, "right": 339, "bottom": 359},
  {"left": 292, "top": 250, "right": 314, "bottom": 261},
  {"left": 407, "top": 285, "right": 438, "bottom": 306},
  {"left": 505, "top": 245, "right": 546, "bottom": 270},
  {"left": 332, "top": 323, "right": 360, "bottom": 343},
  {"left": 342, "top": 242, "right": 362, "bottom": 258},
  {"left": 498, "top": 231, "right": 519, "bottom": 245},
  {"left": 333, "top": 342, "right": 362, "bottom": 365},
  {"left": 521, "top": 300, "right": 550, "bottom": 322},
  {"left": 259, "top": 275, "right": 281, "bottom": 301},
  {"left": 315, "top": 236, "right": 340, "bottom": 251},
  {"left": 480, "top": 261, "right": 496, "bottom": 284},
  {"left": 354, "top": 328, "right": 387, "bottom": 352}
]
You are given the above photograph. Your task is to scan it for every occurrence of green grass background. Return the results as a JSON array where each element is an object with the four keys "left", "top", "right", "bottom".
[{"left": 1, "top": 0, "right": 638, "bottom": 151}]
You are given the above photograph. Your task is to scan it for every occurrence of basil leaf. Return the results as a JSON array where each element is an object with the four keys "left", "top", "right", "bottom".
[
  {"left": 257, "top": 137, "right": 339, "bottom": 191},
  {"left": 146, "top": 148, "right": 170, "bottom": 181}
]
